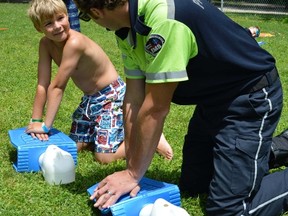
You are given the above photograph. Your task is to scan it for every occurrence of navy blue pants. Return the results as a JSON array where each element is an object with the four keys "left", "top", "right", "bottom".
[{"left": 180, "top": 74, "right": 288, "bottom": 215}]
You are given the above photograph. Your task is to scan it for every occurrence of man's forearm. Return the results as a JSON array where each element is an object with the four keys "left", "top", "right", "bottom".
[{"left": 126, "top": 111, "right": 165, "bottom": 181}]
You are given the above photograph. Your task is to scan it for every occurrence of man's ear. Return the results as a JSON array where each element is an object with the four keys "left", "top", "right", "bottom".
[{"left": 90, "top": 8, "right": 104, "bottom": 18}]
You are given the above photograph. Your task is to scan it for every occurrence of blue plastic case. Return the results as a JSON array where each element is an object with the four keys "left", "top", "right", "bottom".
[
  {"left": 8, "top": 127, "right": 77, "bottom": 172},
  {"left": 87, "top": 177, "right": 181, "bottom": 216}
]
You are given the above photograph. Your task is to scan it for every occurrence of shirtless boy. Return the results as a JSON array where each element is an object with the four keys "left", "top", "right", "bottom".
[{"left": 25, "top": 0, "right": 173, "bottom": 163}]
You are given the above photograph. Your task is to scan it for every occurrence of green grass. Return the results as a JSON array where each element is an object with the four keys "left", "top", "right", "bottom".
[{"left": 0, "top": 3, "right": 288, "bottom": 215}]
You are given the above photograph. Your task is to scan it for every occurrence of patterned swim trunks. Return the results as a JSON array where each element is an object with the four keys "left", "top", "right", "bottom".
[{"left": 69, "top": 76, "right": 126, "bottom": 153}]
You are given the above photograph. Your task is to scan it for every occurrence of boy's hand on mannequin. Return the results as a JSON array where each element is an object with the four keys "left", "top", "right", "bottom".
[{"left": 26, "top": 122, "right": 49, "bottom": 140}]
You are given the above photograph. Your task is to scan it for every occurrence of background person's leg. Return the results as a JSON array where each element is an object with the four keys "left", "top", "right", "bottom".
[
  {"left": 63, "top": 0, "right": 81, "bottom": 32},
  {"left": 270, "top": 130, "right": 288, "bottom": 168}
]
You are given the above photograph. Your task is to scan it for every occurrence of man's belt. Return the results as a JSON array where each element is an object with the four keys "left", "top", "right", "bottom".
[{"left": 250, "top": 68, "right": 279, "bottom": 93}]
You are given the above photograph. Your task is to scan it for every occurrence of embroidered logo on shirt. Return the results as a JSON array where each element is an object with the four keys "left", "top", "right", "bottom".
[{"left": 145, "top": 34, "right": 165, "bottom": 57}]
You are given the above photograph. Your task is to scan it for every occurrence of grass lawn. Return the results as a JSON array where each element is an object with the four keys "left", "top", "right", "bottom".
[{"left": 0, "top": 3, "right": 288, "bottom": 216}]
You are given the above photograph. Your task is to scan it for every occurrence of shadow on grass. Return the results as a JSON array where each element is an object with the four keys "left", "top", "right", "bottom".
[
  {"left": 62, "top": 161, "right": 126, "bottom": 193},
  {"left": 56, "top": 162, "right": 126, "bottom": 216},
  {"left": 87, "top": 200, "right": 102, "bottom": 216},
  {"left": 181, "top": 191, "right": 208, "bottom": 216},
  {"left": 8, "top": 148, "right": 17, "bottom": 166}
]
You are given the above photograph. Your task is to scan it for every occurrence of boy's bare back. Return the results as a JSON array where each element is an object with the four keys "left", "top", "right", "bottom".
[{"left": 42, "top": 29, "right": 119, "bottom": 95}]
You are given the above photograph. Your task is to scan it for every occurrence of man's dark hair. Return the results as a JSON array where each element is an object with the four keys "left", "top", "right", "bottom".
[{"left": 74, "top": 0, "right": 127, "bottom": 13}]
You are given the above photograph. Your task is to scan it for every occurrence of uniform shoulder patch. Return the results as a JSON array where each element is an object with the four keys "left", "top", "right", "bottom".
[{"left": 145, "top": 34, "right": 165, "bottom": 57}]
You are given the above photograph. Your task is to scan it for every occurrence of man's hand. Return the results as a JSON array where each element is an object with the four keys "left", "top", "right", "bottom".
[
  {"left": 90, "top": 170, "right": 141, "bottom": 210},
  {"left": 26, "top": 122, "right": 49, "bottom": 140}
]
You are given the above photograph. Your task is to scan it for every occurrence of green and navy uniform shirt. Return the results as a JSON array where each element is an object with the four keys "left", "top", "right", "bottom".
[
  {"left": 116, "top": 0, "right": 198, "bottom": 84},
  {"left": 115, "top": 0, "right": 276, "bottom": 104}
]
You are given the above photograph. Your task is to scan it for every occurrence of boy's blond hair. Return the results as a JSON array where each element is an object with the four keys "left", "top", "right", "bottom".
[{"left": 28, "top": 0, "right": 68, "bottom": 30}]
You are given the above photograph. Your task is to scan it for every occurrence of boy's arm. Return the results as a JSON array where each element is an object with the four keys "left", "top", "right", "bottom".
[
  {"left": 27, "top": 38, "right": 52, "bottom": 139},
  {"left": 26, "top": 37, "right": 82, "bottom": 137},
  {"left": 32, "top": 39, "right": 52, "bottom": 119}
]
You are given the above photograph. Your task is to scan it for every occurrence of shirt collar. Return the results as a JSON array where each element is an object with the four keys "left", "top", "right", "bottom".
[{"left": 115, "top": 0, "right": 151, "bottom": 48}]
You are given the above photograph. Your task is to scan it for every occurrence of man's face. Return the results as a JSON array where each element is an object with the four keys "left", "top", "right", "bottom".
[{"left": 88, "top": 8, "right": 124, "bottom": 31}]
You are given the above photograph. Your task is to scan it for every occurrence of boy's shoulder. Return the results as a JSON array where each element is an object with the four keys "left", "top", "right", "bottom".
[
  {"left": 39, "top": 30, "right": 88, "bottom": 49},
  {"left": 65, "top": 30, "right": 102, "bottom": 54},
  {"left": 65, "top": 30, "right": 89, "bottom": 49}
]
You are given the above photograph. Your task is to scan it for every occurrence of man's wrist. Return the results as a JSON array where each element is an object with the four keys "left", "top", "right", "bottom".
[{"left": 41, "top": 122, "right": 50, "bottom": 133}]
